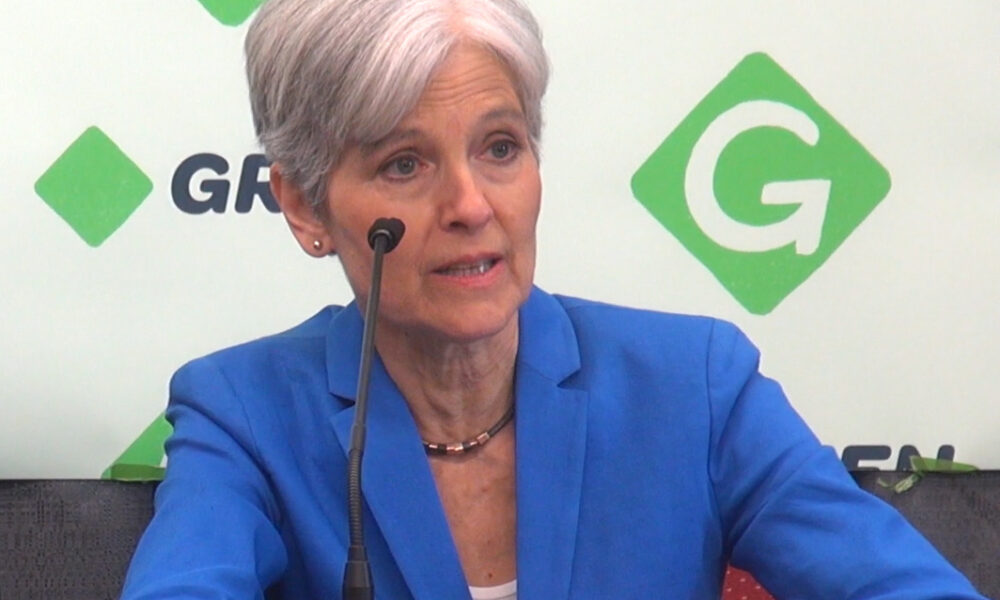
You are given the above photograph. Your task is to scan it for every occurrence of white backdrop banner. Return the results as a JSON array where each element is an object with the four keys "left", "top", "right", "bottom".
[{"left": 2, "top": 0, "right": 998, "bottom": 477}]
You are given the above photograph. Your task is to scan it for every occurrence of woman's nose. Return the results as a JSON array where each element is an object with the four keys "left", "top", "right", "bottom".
[{"left": 438, "top": 161, "right": 493, "bottom": 232}]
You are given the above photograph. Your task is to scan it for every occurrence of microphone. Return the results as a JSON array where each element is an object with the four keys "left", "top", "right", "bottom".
[
  {"left": 343, "top": 217, "right": 405, "bottom": 600},
  {"left": 367, "top": 217, "right": 405, "bottom": 253}
]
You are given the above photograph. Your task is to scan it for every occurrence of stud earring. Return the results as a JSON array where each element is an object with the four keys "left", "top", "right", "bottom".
[{"left": 312, "top": 240, "right": 322, "bottom": 251}]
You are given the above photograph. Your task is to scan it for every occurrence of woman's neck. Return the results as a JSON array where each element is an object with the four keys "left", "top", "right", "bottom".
[{"left": 373, "top": 317, "right": 519, "bottom": 444}]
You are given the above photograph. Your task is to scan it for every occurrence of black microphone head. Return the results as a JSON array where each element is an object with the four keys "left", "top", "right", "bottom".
[{"left": 367, "top": 217, "right": 405, "bottom": 252}]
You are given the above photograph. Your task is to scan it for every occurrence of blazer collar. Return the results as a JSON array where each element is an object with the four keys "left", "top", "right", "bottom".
[
  {"left": 325, "top": 301, "right": 365, "bottom": 401},
  {"left": 515, "top": 287, "right": 581, "bottom": 381},
  {"left": 325, "top": 287, "right": 587, "bottom": 600}
]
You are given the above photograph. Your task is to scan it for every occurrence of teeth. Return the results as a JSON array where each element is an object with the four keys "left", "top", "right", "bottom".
[{"left": 439, "top": 259, "right": 495, "bottom": 276}]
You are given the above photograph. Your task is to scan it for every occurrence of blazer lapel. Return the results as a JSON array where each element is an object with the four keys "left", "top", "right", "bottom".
[
  {"left": 514, "top": 289, "right": 588, "bottom": 600},
  {"left": 327, "top": 305, "right": 470, "bottom": 600}
]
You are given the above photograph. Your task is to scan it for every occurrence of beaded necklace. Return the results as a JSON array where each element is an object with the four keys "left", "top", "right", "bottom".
[{"left": 421, "top": 403, "right": 515, "bottom": 455}]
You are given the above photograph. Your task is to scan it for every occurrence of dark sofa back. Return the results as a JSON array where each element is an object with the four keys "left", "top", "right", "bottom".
[{"left": 1, "top": 473, "right": 996, "bottom": 599}]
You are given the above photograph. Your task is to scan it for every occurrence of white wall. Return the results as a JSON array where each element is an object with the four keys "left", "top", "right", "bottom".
[{"left": 2, "top": 0, "right": 997, "bottom": 477}]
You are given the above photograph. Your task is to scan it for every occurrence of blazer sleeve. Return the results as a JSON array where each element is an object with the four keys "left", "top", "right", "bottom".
[
  {"left": 121, "top": 357, "right": 288, "bottom": 599},
  {"left": 705, "top": 319, "right": 985, "bottom": 599}
]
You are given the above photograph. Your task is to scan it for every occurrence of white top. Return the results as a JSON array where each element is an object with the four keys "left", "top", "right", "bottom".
[{"left": 469, "top": 579, "right": 517, "bottom": 600}]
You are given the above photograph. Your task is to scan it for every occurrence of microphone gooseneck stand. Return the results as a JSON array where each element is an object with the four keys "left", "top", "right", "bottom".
[{"left": 343, "top": 217, "right": 405, "bottom": 600}]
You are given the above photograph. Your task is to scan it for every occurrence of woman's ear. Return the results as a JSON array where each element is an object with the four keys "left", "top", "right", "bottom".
[{"left": 270, "top": 164, "right": 335, "bottom": 257}]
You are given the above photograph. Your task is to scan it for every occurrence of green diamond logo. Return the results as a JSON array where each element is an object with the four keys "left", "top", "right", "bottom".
[
  {"left": 631, "top": 53, "right": 891, "bottom": 314},
  {"left": 195, "top": 0, "right": 264, "bottom": 26},
  {"left": 35, "top": 126, "right": 153, "bottom": 247}
]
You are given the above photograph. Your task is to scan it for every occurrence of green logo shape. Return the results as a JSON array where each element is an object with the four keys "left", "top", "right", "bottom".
[
  {"left": 196, "top": 0, "right": 264, "bottom": 26},
  {"left": 102, "top": 413, "right": 171, "bottom": 481},
  {"left": 35, "top": 126, "right": 153, "bottom": 247},
  {"left": 631, "top": 53, "right": 891, "bottom": 314}
]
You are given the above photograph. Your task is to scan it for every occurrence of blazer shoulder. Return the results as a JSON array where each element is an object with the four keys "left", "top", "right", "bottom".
[
  {"left": 207, "top": 305, "right": 338, "bottom": 359},
  {"left": 550, "top": 294, "right": 760, "bottom": 388},
  {"left": 553, "top": 293, "right": 720, "bottom": 345},
  {"left": 172, "top": 305, "right": 343, "bottom": 391}
]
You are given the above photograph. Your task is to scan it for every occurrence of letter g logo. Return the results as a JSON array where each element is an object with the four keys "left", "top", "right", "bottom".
[
  {"left": 685, "top": 100, "right": 831, "bottom": 256},
  {"left": 632, "top": 53, "right": 891, "bottom": 314}
]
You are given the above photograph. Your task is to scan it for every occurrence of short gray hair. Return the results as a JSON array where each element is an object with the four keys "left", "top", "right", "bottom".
[{"left": 245, "top": 0, "right": 550, "bottom": 208}]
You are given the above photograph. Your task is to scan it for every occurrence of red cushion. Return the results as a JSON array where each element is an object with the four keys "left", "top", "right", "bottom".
[{"left": 721, "top": 566, "right": 774, "bottom": 600}]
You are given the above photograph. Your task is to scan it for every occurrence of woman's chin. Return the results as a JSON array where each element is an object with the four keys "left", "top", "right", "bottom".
[
  {"left": 434, "top": 311, "right": 518, "bottom": 345},
  {"left": 385, "top": 305, "right": 518, "bottom": 348}
]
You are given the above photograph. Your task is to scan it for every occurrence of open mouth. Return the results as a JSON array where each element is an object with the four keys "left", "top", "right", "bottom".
[{"left": 434, "top": 257, "right": 500, "bottom": 277}]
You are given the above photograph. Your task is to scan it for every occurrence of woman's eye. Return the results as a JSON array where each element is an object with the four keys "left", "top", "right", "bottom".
[
  {"left": 488, "top": 139, "right": 517, "bottom": 161},
  {"left": 382, "top": 156, "right": 418, "bottom": 179}
]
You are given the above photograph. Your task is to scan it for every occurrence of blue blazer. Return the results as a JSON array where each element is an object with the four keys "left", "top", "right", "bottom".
[{"left": 122, "top": 288, "right": 984, "bottom": 599}]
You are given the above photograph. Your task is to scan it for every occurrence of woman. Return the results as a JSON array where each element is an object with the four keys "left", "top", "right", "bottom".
[{"left": 122, "top": 0, "right": 985, "bottom": 598}]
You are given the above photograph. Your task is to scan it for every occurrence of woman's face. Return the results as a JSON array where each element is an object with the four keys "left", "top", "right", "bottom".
[{"left": 322, "top": 43, "right": 541, "bottom": 345}]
